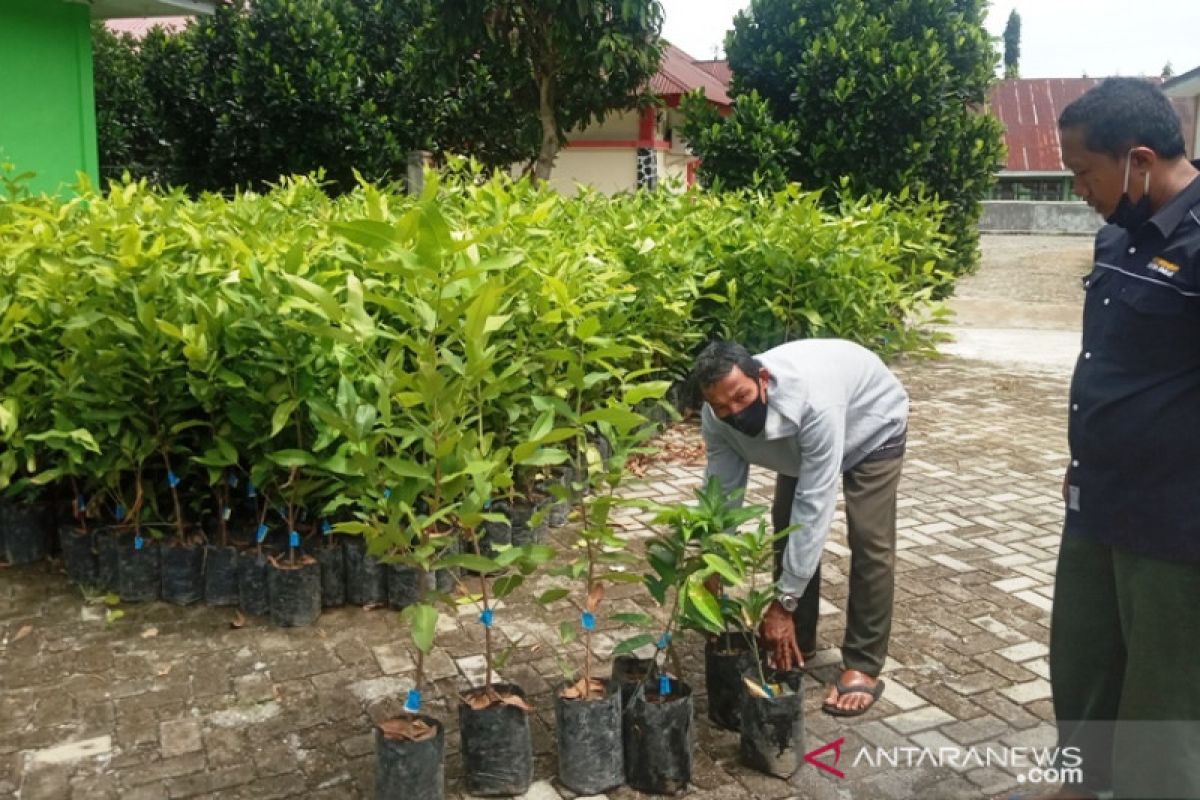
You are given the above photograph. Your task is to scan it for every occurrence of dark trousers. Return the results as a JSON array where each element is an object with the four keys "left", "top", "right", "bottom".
[
  {"left": 771, "top": 452, "right": 902, "bottom": 677},
  {"left": 1051, "top": 533, "right": 1200, "bottom": 799}
]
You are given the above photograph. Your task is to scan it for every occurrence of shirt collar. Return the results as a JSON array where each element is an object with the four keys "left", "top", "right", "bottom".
[
  {"left": 763, "top": 373, "right": 799, "bottom": 440},
  {"left": 1147, "top": 160, "right": 1200, "bottom": 239}
]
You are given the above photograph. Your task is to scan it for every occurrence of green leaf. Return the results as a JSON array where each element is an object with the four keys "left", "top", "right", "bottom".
[
  {"left": 702, "top": 554, "right": 742, "bottom": 586},
  {"left": 537, "top": 588, "right": 570, "bottom": 605},
  {"left": 268, "top": 449, "right": 316, "bottom": 467},
  {"left": 559, "top": 620, "right": 578, "bottom": 645},
  {"left": 623, "top": 381, "right": 671, "bottom": 406},
  {"left": 609, "top": 612, "right": 655, "bottom": 626},
  {"left": 686, "top": 577, "right": 724, "bottom": 631},
  {"left": 401, "top": 603, "right": 438, "bottom": 655},
  {"left": 270, "top": 400, "right": 298, "bottom": 438},
  {"left": 439, "top": 553, "right": 497, "bottom": 573},
  {"left": 611, "top": 633, "right": 656, "bottom": 655},
  {"left": 492, "top": 573, "right": 524, "bottom": 599},
  {"left": 579, "top": 407, "right": 645, "bottom": 432}
]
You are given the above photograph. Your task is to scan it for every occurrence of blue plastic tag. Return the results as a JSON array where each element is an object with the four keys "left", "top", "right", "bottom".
[
  {"left": 383, "top": 487, "right": 392, "bottom": 500},
  {"left": 247, "top": 480, "right": 256, "bottom": 498},
  {"left": 77, "top": 494, "right": 87, "bottom": 512},
  {"left": 483, "top": 498, "right": 492, "bottom": 510},
  {"left": 134, "top": 535, "right": 145, "bottom": 550},
  {"left": 761, "top": 683, "right": 774, "bottom": 698},
  {"left": 115, "top": 504, "right": 125, "bottom": 521},
  {"left": 256, "top": 524, "right": 268, "bottom": 543},
  {"left": 322, "top": 520, "right": 332, "bottom": 535},
  {"left": 656, "top": 631, "right": 672, "bottom": 650},
  {"left": 581, "top": 611, "right": 596, "bottom": 631},
  {"left": 403, "top": 689, "right": 422, "bottom": 713},
  {"left": 659, "top": 675, "right": 671, "bottom": 697},
  {"left": 226, "top": 473, "right": 238, "bottom": 487},
  {"left": 479, "top": 608, "right": 493, "bottom": 628},
  {"left": 289, "top": 531, "right": 300, "bottom": 548},
  {"left": 167, "top": 471, "right": 180, "bottom": 488}
]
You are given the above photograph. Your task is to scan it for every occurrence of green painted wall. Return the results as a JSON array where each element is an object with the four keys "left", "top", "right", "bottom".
[{"left": 0, "top": 0, "right": 98, "bottom": 195}]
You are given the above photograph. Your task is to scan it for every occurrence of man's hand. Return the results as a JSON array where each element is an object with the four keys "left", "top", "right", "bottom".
[{"left": 759, "top": 600, "right": 805, "bottom": 671}]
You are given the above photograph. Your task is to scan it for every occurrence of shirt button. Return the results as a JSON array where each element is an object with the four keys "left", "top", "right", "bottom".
[
  {"left": 1084, "top": 352, "right": 1092, "bottom": 359},
  {"left": 1103, "top": 298, "right": 1111, "bottom": 306},
  {"left": 1084, "top": 280, "right": 1092, "bottom": 289},
  {"left": 1072, "top": 459, "right": 1080, "bottom": 468},
  {"left": 1128, "top": 246, "right": 1137, "bottom": 254},
  {"left": 1072, "top": 403, "right": 1079, "bottom": 411}
]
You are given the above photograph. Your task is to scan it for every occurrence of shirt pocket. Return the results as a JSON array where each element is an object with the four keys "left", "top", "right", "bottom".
[{"left": 1116, "top": 281, "right": 1186, "bottom": 316}]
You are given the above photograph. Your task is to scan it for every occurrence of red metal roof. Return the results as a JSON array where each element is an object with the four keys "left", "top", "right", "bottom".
[
  {"left": 692, "top": 59, "right": 732, "bottom": 87},
  {"left": 989, "top": 78, "right": 1197, "bottom": 172},
  {"left": 652, "top": 43, "right": 731, "bottom": 107}
]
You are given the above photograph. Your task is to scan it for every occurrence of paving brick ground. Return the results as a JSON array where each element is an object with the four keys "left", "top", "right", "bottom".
[{"left": 0, "top": 235, "right": 1093, "bottom": 799}]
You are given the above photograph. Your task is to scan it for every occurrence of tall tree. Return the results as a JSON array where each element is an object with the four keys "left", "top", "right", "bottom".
[
  {"left": 683, "top": 0, "right": 1005, "bottom": 275},
  {"left": 1003, "top": 9, "right": 1021, "bottom": 79},
  {"left": 435, "top": 0, "right": 665, "bottom": 181},
  {"left": 1162, "top": 61, "right": 1175, "bottom": 79},
  {"left": 91, "top": 23, "right": 168, "bottom": 182}
]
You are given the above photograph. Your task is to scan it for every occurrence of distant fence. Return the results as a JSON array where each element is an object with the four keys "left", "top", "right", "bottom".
[{"left": 980, "top": 201, "right": 1102, "bottom": 235}]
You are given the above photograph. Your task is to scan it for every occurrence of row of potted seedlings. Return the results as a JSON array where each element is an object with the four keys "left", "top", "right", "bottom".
[{"left": 376, "top": 474, "right": 808, "bottom": 799}]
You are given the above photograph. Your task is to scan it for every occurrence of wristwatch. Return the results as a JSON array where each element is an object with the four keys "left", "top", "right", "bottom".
[{"left": 777, "top": 593, "right": 799, "bottom": 613}]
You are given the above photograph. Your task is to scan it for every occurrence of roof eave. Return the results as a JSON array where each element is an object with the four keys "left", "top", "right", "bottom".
[
  {"left": 76, "top": 0, "right": 215, "bottom": 20},
  {"left": 1162, "top": 66, "right": 1200, "bottom": 98}
]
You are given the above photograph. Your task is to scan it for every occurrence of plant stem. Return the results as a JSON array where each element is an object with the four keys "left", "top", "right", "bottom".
[
  {"left": 469, "top": 527, "right": 494, "bottom": 688},
  {"left": 159, "top": 448, "right": 185, "bottom": 543},
  {"left": 584, "top": 537, "right": 594, "bottom": 698},
  {"left": 70, "top": 477, "right": 88, "bottom": 534},
  {"left": 286, "top": 466, "right": 298, "bottom": 564}
]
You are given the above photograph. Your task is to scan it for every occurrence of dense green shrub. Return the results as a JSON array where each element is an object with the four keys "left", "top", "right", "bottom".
[
  {"left": 93, "top": 0, "right": 663, "bottom": 192},
  {"left": 681, "top": 0, "right": 1005, "bottom": 276},
  {"left": 0, "top": 169, "right": 948, "bottom": 538}
]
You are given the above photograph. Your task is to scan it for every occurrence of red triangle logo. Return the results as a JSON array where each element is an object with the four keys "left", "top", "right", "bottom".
[{"left": 804, "top": 736, "right": 846, "bottom": 779}]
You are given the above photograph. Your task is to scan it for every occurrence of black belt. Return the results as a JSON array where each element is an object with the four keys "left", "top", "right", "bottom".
[{"left": 859, "top": 428, "right": 907, "bottom": 463}]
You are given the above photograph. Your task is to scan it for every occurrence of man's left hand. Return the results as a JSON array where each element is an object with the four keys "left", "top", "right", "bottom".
[{"left": 759, "top": 600, "right": 804, "bottom": 671}]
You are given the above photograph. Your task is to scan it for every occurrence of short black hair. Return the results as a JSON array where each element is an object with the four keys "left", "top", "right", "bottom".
[
  {"left": 692, "top": 341, "right": 762, "bottom": 391},
  {"left": 1058, "top": 77, "right": 1186, "bottom": 159}
]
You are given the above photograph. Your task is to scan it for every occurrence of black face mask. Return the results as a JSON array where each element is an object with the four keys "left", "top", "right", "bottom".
[
  {"left": 1106, "top": 151, "right": 1154, "bottom": 231},
  {"left": 720, "top": 385, "right": 768, "bottom": 437}
]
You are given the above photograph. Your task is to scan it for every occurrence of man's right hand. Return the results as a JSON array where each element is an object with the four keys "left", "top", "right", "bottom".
[{"left": 759, "top": 600, "right": 805, "bottom": 671}]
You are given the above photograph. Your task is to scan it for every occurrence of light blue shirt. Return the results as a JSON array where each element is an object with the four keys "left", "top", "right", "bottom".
[{"left": 701, "top": 339, "right": 908, "bottom": 596}]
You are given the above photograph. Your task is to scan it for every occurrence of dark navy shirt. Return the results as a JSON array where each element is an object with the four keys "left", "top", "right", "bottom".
[{"left": 1065, "top": 164, "right": 1200, "bottom": 563}]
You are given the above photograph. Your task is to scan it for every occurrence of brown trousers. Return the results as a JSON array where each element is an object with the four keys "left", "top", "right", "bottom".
[{"left": 771, "top": 451, "right": 902, "bottom": 676}]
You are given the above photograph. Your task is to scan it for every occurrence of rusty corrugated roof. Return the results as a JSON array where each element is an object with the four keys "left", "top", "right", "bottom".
[
  {"left": 652, "top": 44, "right": 731, "bottom": 106},
  {"left": 989, "top": 78, "right": 1197, "bottom": 172},
  {"left": 691, "top": 59, "right": 732, "bottom": 87}
]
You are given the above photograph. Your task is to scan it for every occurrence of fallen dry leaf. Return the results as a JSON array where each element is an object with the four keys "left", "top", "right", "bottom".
[
  {"left": 12, "top": 625, "right": 32, "bottom": 643},
  {"left": 560, "top": 677, "right": 607, "bottom": 700},
  {"left": 585, "top": 583, "right": 605, "bottom": 613},
  {"left": 229, "top": 611, "right": 246, "bottom": 629},
  {"left": 141, "top": 627, "right": 159, "bottom": 639},
  {"left": 157, "top": 663, "right": 173, "bottom": 677},
  {"left": 742, "top": 676, "right": 778, "bottom": 699},
  {"left": 378, "top": 716, "right": 437, "bottom": 742},
  {"left": 460, "top": 686, "right": 533, "bottom": 713}
]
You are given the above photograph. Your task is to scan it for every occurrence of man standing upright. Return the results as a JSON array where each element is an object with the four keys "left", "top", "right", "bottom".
[
  {"left": 1049, "top": 77, "right": 1200, "bottom": 799},
  {"left": 694, "top": 338, "right": 907, "bottom": 716}
]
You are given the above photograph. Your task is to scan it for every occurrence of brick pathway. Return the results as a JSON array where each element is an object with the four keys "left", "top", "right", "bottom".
[{"left": 0, "top": 236, "right": 1093, "bottom": 799}]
